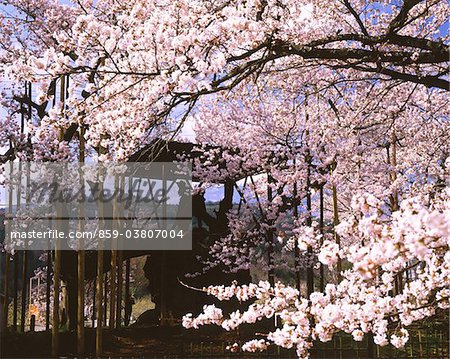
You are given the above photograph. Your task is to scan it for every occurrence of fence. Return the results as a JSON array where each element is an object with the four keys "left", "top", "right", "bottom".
[{"left": 180, "top": 327, "right": 448, "bottom": 358}]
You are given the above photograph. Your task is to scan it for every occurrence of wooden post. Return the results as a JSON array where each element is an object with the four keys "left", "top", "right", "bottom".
[
  {"left": 96, "top": 163, "right": 105, "bottom": 356},
  {"left": 160, "top": 165, "right": 167, "bottom": 324},
  {"left": 367, "top": 333, "right": 375, "bottom": 359},
  {"left": 52, "top": 243, "right": 61, "bottom": 356},
  {"left": 109, "top": 252, "right": 117, "bottom": 328},
  {"left": 124, "top": 258, "right": 130, "bottom": 326},
  {"left": 116, "top": 251, "right": 123, "bottom": 327},
  {"left": 115, "top": 177, "right": 124, "bottom": 327},
  {"left": 14, "top": 147, "right": 25, "bottom": 333},
  {"left": 92, "top": 277, "right": 96, "bottom": 328},
  {"left": 267, "top": 173, "right": 275, "bottom": 287},
  {"left": 103, "top": 272, "right": 108, "bottom": 326},
  {"left": 389, "top": 133, "right": 399, "bottom": 212},
  {"left": 319, "top": 185, "right": 325, "bottom": 292},
  {"left": 160, "top": 251, "right": 167, "bottom": 325},
  {"left": 418, "top": 330, "right": 423, "bottom": 358},
  {"left": 12, "top": 252, "right": 18, "bottom": 331},
  {"left": 20, "top": 254, "right": 28, "bottom": 332},
  {"left": 29, "top": 277, "right": 33, "bottom": 310},
  {"left": 20, "top": 160, "right": 31, "bottom": 332},
  {"left": 109, "top": 176, "right": 119, "bottom": 329},
  {"left": 76, "top": 242, "right": 85, "bottom": 353},
  {"left": 388, "top": 135, "right": 403, "bottom": 295},
  {"left": 331, "top": 182, "right": 342, "bottom": 282},
  {"left": 96, "top": 251, "right": 104, "bottom": 356},
  {"left": 293, "top": 174, "right": 301, "bottom": 293},
  {"left": 77, "top": 126, "right": 86, "bottom": 355},
  {"left": 12, "top": 103, "right": 21, "bottom": 331},
  {"left": 45, "top": 250, "right": 51, "bottom": 331},
  {"left": 306, "top": 158, "right": 314, "bottom": 296},
  {"left": 52, "top": 75, "right": 65, "bottom": 357},
  {"left": 3, "top": 158, "right": 15, "bottom": 332},
  {"left": 304, "top": 96, "right": 314, "bottom": 296},
  {"left": 2, "top": 253, "right": 10, "bottom": 332}
]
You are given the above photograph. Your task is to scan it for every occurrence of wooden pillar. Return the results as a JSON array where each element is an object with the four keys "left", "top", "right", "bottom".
[
  {"left": 12, "top": 253, "right": 18, "bottom": 331},
  {"left": 160, "top": 252, "right": 167, "bottom": 324},
  {"left": 20, "top": 251, "right": 28, "bottom": 332},
  {"left": 52, "top": 247, "right": 61, "bottom": 356},
  {"left": 293, "top": 174, "right": 301, "bottom": 293},
  {"left": 115, "top": 176, "right": 125, "bottom": 327},
  {"left": 115, "top": 252, "right": 123, "bottom": 327},
  {"left": 11, "top": 136, "right": 18, "bottom": 332},
  {"left": 45, "top": 250, "right": 51, "bottom": 331},
  {"left": 304, "top": 93, "right": 314, "bottom": 296},
  {"left": 52, "top": 75, "right": 65, "bottom": 357},
  {"left": 124, "top": 259, "right": 130, "bottom": 326},
  {"left": 14, "top": 157, "right": 25, "bottom": 332},
  {"left": 92, "top": 277, "right": 96, "bottom": 328},
  {"left": 103, "top": 272, "right": 108, "bottom": 326},
  {"left": 96, "top": 251, "right": 104, "bottom": 356},
  {"left": 96, "top": 144, "right": 106, "bottom": 356},
  {"left": 20, "top": 161, "right": 30, "bottom": 332},
  {"left": 160, "top": 165, "right": 168, "bottom": 324},
  {"left": 319, "top": 185, "right": 325, "bottom": 292},
  {"left": 389, "top": 133, "right": 399, "bottom": 212},
  {"left": 306, "top": 160, "right": 314, "bottom": 296},
  {"left": 77, "top": 126, "right": 85, "bottom": 355},
  {"left": 109, "top": 252, "right": 117, "bottom": 329},
  {"left": 2, "top": 253, "right": 10, "bottom": 331},
  {"left": 109, "top": 176, "right": 119, "bottom": 329},
  {"left": 332, "top": 183, "right": 342, "bottom": 282},
  {"left": 3, "top": 159, "right": 14, "bottom": 331},
  {"left": 77, "top": 240, "right": 85, "bottom": 354},
  {"left": 267, "top": 174, "right": 275, "bottom": 287}
]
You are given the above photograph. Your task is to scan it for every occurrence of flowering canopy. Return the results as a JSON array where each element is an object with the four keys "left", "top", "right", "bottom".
[{"left": 1, "top": 0, "right": 449, "bottom": 357}]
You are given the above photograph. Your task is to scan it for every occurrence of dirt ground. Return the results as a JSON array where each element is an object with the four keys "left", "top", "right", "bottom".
[{"left": 1, "top": 324, "right": 270, "bottom": 358}]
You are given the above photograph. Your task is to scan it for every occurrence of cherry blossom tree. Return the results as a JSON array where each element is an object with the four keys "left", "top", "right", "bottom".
[
  {"left": 1, "top": 0, "right": 449, "bottom": 358},
  {"left": 1, "top": 0, "right": 448, "bottom": 163}
]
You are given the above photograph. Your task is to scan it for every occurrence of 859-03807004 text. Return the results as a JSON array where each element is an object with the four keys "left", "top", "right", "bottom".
[{"left": 9, "top": 228, "right": 186, "bottom": 240}]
